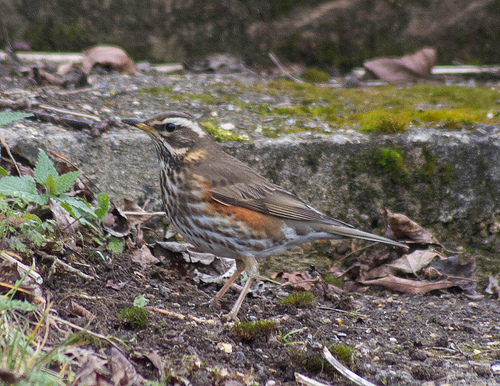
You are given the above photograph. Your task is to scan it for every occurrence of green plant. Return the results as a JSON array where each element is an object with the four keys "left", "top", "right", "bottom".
[
  {"left": 0, "top": 272, "right": 71, "bottom": 385},
  {"left": 278, "top": 327, "right": 307, "bottom": 345},
  {"left": 0, "top": 149, "right": 109, "bottom": 231},
  {"left": 117, "top": 295, "right": 149, "bottom": 330}
]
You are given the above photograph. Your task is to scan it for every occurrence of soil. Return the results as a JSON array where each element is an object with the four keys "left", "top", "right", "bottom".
[{"left": 1, "top": 67, "right": 500, "bottom": 385}]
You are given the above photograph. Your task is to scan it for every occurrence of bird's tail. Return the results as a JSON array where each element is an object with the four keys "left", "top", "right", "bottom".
[{"left": 317, "top": 223, "right": 406, "bottom": 248}]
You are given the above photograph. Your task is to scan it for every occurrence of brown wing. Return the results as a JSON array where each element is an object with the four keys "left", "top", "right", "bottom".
[{"left": 210, "top": 180, "right": 353, "bottom": 228}]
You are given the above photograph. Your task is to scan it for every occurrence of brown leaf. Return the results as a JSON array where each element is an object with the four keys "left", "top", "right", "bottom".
[
  {"left": 384, "top": 208, "right": 440, "bottom": 245},
  {"left": 428, "top": 254, "right": 476, "bottom": 291},
  {"left": 106, "top": 279, "right": 128, "bottom": 291},
  {"left": 365, "top": 249, "right": 443, "bottom": 279},
  {"left": 359, "top": 274, "right": 456, "bottom": 294},
  {"left": 68, "top": 300, "right": 95, "bottom": 320},
  {"left": 144, "top": 350, "right": 166, "bottom": 379},
  {"left": 129, "top": 242, "right": 160, "bottom": 270},
  {"left": 281, "top": 271, "right": 316, "bottom": 291},
  {"left": 82, "top": 45, "right": 136, "bottom": 74},
  {"left": 364, "top": 48, "right": 436, "bottom": 83},
  {"left": 68, "top": 347, "right": 111, "bottom": 386},
  {"left": 109, "top": 347, "right": 146, "bottom": 385}
]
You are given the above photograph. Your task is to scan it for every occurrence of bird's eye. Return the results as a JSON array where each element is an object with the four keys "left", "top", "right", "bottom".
[{"left": 158, "top": 122, "right": 177, "bottom": 132}]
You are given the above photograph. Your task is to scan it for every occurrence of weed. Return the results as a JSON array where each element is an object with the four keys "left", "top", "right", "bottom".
[
  {"left": 117, "top": 295, "right": 149, "bottom": 329},
  {"left": 300, "top": 68, "right": 331, "bottom": 83}
]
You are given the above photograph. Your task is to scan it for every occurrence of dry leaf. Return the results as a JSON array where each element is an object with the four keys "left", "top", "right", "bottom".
[
  {"left": 384, "top": 208, "right": 440, "bottom": 245},
  {"left": 364, "top": 48, "right": 436, "bottom": 83},
  {"left": 281, "top": 271, "right": 316, "bottom": 291},
  {"left": 68, "top": 347, "right": 111, "bottom": 386},
  {"left": 109, "top": 347, "right": 146, "bottom": 385},
  {"left": 144, "top": 350, "right": 166, "bottom": 379},
  {"left": 428, "top": 255, "right": 476, "bottom": 291},
  {"left": 360, "top": 274, "right": 456, "bottom": 294},
  {"left": 68, "top": 300, "right": 95, "bottom": 320},
  {"left": 106, "top": 279, "right": 128, "bottom": 291},
  {"left": 129, "top": 241, "right": 159, "bottom": 269},
  {"left": 82, "top": 45, "right": 136, "bottom": 74},
  {"left": 365, "top": 249, "right": 443, "bottom": 279}
]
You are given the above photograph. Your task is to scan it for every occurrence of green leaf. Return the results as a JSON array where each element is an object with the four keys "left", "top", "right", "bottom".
[
  {"left": 133, "top": 295, "right": 149, "bottom": 308},
  {"left": 0, "top": 112, "right": 32, "bottom": 127},
  {"left": 0, "top": 196, "right": 7, "bottom": 211},
  {"left": 0, "top": 167, "right": 8, "bottom": 177},
  {"left": 94, "top": 192, "right": 109, "bottom": 220},
  {"left": 107, "top": 237, "right": 124, "bottom": 254},
  {"left": 0, "top": 175, "right": 44, "bottom": 204},
  {"left": 54, "top": 171, "right": 81, "bottom": 194},
  {"left": 34, "top": 149, "right": 58, "bottom": 185},
  {"left": 45, "top": 174, "right": 58, "bottom": 195},
  {"left": 58, "top": 195, "right": 97, "bottom": 218}
]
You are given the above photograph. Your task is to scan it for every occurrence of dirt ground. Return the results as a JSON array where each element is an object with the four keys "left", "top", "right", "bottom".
[
  {"left": 42, "top": 244, "right": 500, "bottom": 385},
  {"left": 1, "top": 65, "right": 500, "bottom": 385}
]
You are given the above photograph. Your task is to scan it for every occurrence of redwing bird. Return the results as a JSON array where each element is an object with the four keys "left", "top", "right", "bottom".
[{"left": 123, "top": 111, "right": 405, "bottom": 320}]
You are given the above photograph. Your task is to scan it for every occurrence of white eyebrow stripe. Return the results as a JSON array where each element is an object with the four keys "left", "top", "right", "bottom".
[{"left": 165, "top": 117, "right": 206, "bottom": 137}]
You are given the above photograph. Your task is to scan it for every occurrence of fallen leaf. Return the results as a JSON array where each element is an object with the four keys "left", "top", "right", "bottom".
[
  {"left": 359, "top": 274, "right": 456, "bottom": 294},
  {"left": 82, "top": 45, "right": 136, "bottom": 74},
  {"left": 144, "top": 350, "right": 166, "bottom": 379},
  {"left": 128, "top": 240, "right": 159, "bottom": 269},
  {"left": 106, "top": 279, "right": 128, "bottom": 291},
  {"left": 67, "top": 347, "right": 111, "bottom": 386},
  {"left": 109, "top": 348, "right": 146, "bottom": 385},
  {"left": 365, "top": 249, "right": 443, "bottom": 279},
  {"left": 485, "top": 274, "right": 499, "bottom": 298},
  {"left": 428, "top": 254, "right": 476, "bottom": 291},
  {"left": 281, "top": 271, "right": 316, "bottom": 291},
  {"left": 68, "top": 300, "right": 95, "bottom": 320},
  {"left": 364, "top": 48, "right": 436, "bottom": 83},
  {"left": 384, "top": 208, "right": 440, "bottom": 245}
]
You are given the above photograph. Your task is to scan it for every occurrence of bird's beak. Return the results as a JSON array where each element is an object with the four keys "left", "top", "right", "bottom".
[{"left": 122, "top": 118, "right": 153, "bottom": 133}]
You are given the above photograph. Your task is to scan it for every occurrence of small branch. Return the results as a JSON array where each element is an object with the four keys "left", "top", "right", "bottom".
[
  {"left": 295, "top": 372, "right": 329, "bottom": 386},
  {"left": 39, "top": 104, "right": 101, "bottom": 121},
  {"left": 0, "top": 136, "right": 22, "bottom": 176},
  {"left": 0, "top": 250, "right": 43, "bottom": 284},
  {"left": 323, "top": 346, "right": 376, "bottom": 386},
  {"left": 50, "top": 314, "right": 127, "bottom": 351},
  {"left": 37, "top": 251, "right": 95, "bottom": 281},
  {"left": 28, "top": 110, "right": 92, "bottom": 130},
  {"left": 148, "top": 306, "right": 216, "bottom": 325},
  {"left": 268, "top": 52, "right": 305, "bottom": 83}
]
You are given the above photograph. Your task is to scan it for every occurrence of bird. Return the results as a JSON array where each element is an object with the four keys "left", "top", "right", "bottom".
[{"left": 123, "top": 111, "right": 406, "bottom": 321}]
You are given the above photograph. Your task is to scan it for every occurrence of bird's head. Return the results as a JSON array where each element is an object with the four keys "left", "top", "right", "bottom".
[{"left": 123, "top": 111, "right": 211, "bottom": 161}]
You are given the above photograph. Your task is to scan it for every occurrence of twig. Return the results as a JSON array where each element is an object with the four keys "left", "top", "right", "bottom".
[
  {"left": 323, "top": 346, "right": 376, "bottom": 386},
  {"left": 295, "top": 372, "right": 329, "bottom": 386},
  {"left": 39, "top": 104, "right": 101, "bottom": 121},
  {"left": 49, "top": 314, "right": 127, "bottom": 351},
  {"left": 28, "top": 110, "right": 92, "bottom": 130},
  {"left": 148, "top": 306, "right": 216, "bottom": 325},
  {"left": 268, "top": 52, "right": 305, "bottom": 84},
  {"left": 121, "top": 211, "right": 166, "bottom": 217},
  {"left": 37, "top": 251, "right": 95, "bottom": 281},
  {"left": 0, "top": 136, "right": 22, "bottom": 176},
  {"left": 317, "top": 306, "right": 368, "bottom": 318},
  {"left": 0, "top": 250, "right": 43, "bottom": 284}
]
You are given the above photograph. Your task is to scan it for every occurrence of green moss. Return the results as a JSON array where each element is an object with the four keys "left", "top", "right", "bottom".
[
  {"left": 357, "top": 109, "right": 410, "bottom": 133},
  {"left": 232, "top": 320, "right": 277, "bottom": 341},
  {"left": 117, "top": 306, "right": 148, "bottom": 329},
  {"left": 289, "top": 346, "right": 325, "bottom": 374},
  {"left": 373, "top": 148, "right": 409, "bottom": 179},
  {"left": 330, "top": 344, "right": 355, "bottom": 367},
  {"left": 322, "top": 273, "right": 343, "bottom": 287},
  {"left": 200, "top": 121, "right": 248, "bottom": 142},
  {"left": 281, "top": 291, "right": 315, "bottom": 307},
  {"left": 300, "top": 68, "right": 331, "bottom": 83},
  {"left": 442, "top": 163, "right": 454, "bottom": 184},
  {"left": 416, "top": 147, "right": 437, "bottom": 182}
]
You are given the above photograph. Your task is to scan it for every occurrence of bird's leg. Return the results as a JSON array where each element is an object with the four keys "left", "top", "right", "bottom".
[
  {"left": 224, "top": 256, "right": 258, "bottom": 322},
  {"left": 209, "top": 259, "right": 245, "bottom": 310}
]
